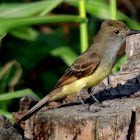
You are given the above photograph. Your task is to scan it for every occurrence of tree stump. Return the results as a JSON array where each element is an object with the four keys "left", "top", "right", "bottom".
[
  {"left": 0, "top": 115, "right": 22, "bottom": 140},
  {"left": 13, "top": 33, "right": 140, "bottom": 140}
]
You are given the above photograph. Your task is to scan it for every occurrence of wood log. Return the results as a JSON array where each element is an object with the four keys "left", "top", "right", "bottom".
[
  {"left": 13, "top": 34, "right": 140, "bottom": 140},
  {"left": 34, "top": 98, "right": 140, "bottom": 140},
  {"left": 0, "top": 115, "right": 22, "bottom": 140}
]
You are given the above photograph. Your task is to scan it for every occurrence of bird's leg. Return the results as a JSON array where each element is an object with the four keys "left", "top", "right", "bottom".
[
  {"left": 88, "top": 88, "right": 105, "bottom": 110},
  {"left": 78, "top": 89, "right": 89, "bottom": 111},
  {"left": 90, "top": 93, "right": 100, "bottom": 104},
  {"left": 78, "top": 96, "right": 88, "bottom": 110},
  {"left": 88, "top": 88, "right": 100, "bottom": 103}
]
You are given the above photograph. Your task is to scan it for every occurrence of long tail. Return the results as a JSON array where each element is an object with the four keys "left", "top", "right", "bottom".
[{"left": 18, "top": 87, "right": 62, "bottom": 124}]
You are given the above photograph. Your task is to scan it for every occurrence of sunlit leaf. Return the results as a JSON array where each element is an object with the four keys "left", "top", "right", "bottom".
[
  {"left": 67, "top": 0, "right": 140, "bottom": 29},
  {"left": 39, "top": 0, "right": 63, "bottom": 16},
  {"left": 0, "top": 1, "right": 62, "bottom": 17},
  {"left": 0, "top": 89, "right": 39, "bottom": 101},
  {"left": 0, "top": 15, "right": 85, "bottom": 36}
]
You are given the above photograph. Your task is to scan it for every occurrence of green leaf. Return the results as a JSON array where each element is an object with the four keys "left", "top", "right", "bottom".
[
  {"left": 0, "top": 0, "right": 64, "bottom": 40},
  {"left": 67, "top": 0, "right": 112, "bottom": 19},
  {"left": 67, "top": 0, "right": 140, "bottom": 29},
  {"left": 51, "top": 46, "right": 78, "bottom": 66},
  {"left": 10, "top": 26, "right": 39, "bottom": 41},
  {"left": 0, "top": 15, "right": 85, "bottom": 35},
  {"left": 3, "top": 29, "right": 67, "bottom": 71},
  {"left": 0, "top": 1, "right": 62, "bottom": 17},
  {"left": 0, "top": 89, "right": 39, "bottom": 101},
  {"left": 39, "top": 0, "right": 63, "bottom": 16}
]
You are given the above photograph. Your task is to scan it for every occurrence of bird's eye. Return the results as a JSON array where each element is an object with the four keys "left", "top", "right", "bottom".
[{"left": 114, "top": 30, "right": 120, "bottom": 34}]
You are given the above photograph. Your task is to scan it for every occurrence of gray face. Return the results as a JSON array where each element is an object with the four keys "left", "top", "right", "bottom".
[
  {"left": 91, "top": 20, "right": 140, "bottom": 58},
  {"left": 100, "top": 28, "right": 128, "bottom": 59}
]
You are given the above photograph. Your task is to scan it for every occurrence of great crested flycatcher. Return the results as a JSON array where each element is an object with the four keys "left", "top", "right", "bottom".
[{"left": 18, "top": 20, "right": 140, "bottom": 123}]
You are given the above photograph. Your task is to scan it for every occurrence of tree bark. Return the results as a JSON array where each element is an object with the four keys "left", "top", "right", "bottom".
[{"left": 0, "top": 115, "right": 22, "bottom": 140}]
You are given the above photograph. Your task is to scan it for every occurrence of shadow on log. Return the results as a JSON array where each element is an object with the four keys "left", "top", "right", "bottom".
[{"left": 12, "top": 34, "right": 140, "bottom": 140}]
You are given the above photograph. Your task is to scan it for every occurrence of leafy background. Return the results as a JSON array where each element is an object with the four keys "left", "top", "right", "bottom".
[{"left": 0, "top": 0, "right": 140, "bottom": 122}]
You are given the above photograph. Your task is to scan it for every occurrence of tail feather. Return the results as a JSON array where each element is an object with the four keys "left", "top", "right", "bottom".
[
  {"left": 18, "top": 94, "right": 50, "bottom": 123},
  {"left": 18, "top": 87, "right": 63, "bottom": 124}
]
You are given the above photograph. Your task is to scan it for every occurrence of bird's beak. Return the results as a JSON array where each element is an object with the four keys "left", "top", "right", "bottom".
[{"left": 126, "top": 29, "right": 140, "bottom": 36}]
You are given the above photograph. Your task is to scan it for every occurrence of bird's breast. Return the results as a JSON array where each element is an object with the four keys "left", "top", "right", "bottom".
[
  {"left": 83, "top": 61, "right": 113, "bottom": 88},
  {"left": 62, "top": 58, "right": 115, "bottom": 95}
]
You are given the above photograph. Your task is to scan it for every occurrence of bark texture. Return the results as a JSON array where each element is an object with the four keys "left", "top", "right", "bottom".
[
  {"left": 0, "top": 115, "right": 22, "bottom": 140},
  {"left": 12, "top": 33, "right": 140, "bottom": 140}
]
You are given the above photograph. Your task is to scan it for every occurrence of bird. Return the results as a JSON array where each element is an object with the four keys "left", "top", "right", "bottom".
[{"left": 18, "top": 20, "right": 140, "bottom": 124}]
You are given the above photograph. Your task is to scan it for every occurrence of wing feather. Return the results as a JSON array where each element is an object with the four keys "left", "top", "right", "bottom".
[{"left": 54, "top": 52, "right": 100, "bottom": 89}]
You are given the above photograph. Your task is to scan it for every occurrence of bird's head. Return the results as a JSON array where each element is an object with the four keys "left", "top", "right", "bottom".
[
  {"left": 93, "top": 20, "right": 140, "bottom": 55},
  {"left": 99, "top": 20, "right": 140, "bottom": 41}
]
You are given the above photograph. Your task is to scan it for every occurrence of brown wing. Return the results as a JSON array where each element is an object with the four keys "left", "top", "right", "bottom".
[{"left": 54, "top": 52, "right": 100, "bottom": 89}]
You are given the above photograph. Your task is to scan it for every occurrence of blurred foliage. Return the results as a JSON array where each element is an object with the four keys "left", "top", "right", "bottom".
[{"left": 0, "top": 0, "right": 140, "bottom": 122}]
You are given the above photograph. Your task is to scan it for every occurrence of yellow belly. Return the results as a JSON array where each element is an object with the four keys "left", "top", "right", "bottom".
[{"left": 62, "top": 63, "right": 112, "bottom": 96}]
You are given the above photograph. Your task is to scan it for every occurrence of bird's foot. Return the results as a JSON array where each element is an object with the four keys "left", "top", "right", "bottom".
[{"left": 78, "top": 96, "right": 89, "bottom": 110}]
